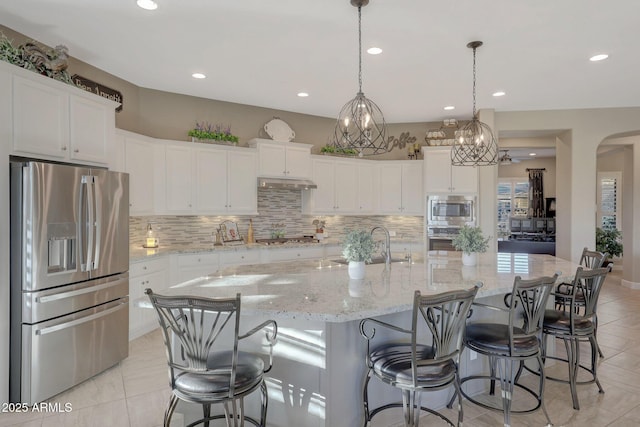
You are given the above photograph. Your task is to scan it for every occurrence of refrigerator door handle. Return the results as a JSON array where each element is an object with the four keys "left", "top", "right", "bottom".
[
  {"left": 83, "top": 175, "right": 96, "bottom": 271},
  {"left": 34, "top": 299, "right": 128, "bottom": 336},
  {"left": 36, "top": 277, "right": 127, "bottom": 303},
  {"left": 79, "top": 176, "right": 88, "bottom": 272},
  {"left": 93, "top": 179, "right": 102, "bottom": 270}
]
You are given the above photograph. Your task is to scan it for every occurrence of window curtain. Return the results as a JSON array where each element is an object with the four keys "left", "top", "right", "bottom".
[{"left": 528, "top": 168, "right": 545, "bottom": 217}]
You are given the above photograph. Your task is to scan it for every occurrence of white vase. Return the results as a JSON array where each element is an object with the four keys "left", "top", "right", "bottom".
[
  {"left": 462, "top": 252, "right": 477, "bottom": 266},
  {"left": 348, "top": 261, "right": 366, "bottom": 280}
]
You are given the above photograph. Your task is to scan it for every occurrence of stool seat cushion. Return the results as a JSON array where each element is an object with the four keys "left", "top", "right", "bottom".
[
  {"left": 465, "top": 323, "right": 539, "bottom": 357},
  {"left": 368, "top": 342, "right": 456, "bottom": 388},
  {"left": 543, "top": 309, "right": 594, "bottom": 335},
  {"left": 174, "top": 350, "right": 264, "bottom": 399}
]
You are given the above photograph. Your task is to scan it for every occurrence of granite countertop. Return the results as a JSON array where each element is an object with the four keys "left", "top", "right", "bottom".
[
  {"left": 157, "top": 252, "right": 580, "bottom": 323},
  {"left": 129, "top": 238, "right": 421, "bottom": 262}
]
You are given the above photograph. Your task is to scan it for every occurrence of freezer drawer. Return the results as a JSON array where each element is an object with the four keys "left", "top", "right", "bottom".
[
  {"left": 21, "top": 273, "right": 128, "bottom": 324},
  {"left": 13, "top": 297, "right": 129, "bottom": 404}
]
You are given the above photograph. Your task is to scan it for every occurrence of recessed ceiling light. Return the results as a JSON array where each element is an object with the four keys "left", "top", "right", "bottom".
[
  {"left": 367, "top": 47, "right": 382, "bottom": 55},
  {"left": 493, "top": 91, "right": 506, "bottom": 97},
  {"left": 297, "top": 92, "right": 309, "bottom": 97},
  {"left": 529, "top": 152, "right": 537, "bottom": 156},
  {"left": 444, "top": 106, "right": 455, "bottom": 111},
  {"left": 137, "top": 0, "right": 158, "bottom": 10},
  {"left": 191, "top": 73, "right": 206, "bottom": 79},
  {"left": 589, "top": 54, "right": 609, "bottom": 62}
]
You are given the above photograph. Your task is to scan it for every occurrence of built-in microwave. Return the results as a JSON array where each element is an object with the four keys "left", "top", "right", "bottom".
[{"left": 427, "top": 195, "right": 476, "bottom": 226}]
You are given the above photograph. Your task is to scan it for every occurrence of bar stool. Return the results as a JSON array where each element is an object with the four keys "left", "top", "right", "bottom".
[
  {"left": 554, "top": 247, "right": 607, "bottom": 358},
  {"left": 455, "top": 274, "right": 557, "bottom": 427},
  {"left": 359, "top": 285, "right": 480, "bottom": 427},
  {"left": 542, "top": 267, "right": 609, "bottom": 410}
]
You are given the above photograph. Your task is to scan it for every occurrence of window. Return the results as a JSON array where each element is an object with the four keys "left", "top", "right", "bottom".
[
  {"left": 597, "top": 172, "right": 621, "bottom": 230},
  {"left": 497, "top": 179, "right": 529, "bottom": 237}
]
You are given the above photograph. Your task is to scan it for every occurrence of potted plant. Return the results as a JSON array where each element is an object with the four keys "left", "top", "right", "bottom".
[
  {"left": 452, "top": 225, "right": 490, "bottom": 266},
  {"left": 342, "top": 229, "right": 376, "bottom": 279},
  {"left": 188, "top": 121, "right": 239, "bottom": 145},
  {"left": 595, "top": 227, "right": 623, "bottom": 266}
]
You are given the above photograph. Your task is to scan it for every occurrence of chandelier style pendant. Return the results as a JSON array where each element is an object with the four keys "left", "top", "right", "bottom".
[
  {"left": 451, "top": 41, "right": 498, "bottom": 166},
  {"left": 334, "top": 0, "right": 388, "bottom": 157}
]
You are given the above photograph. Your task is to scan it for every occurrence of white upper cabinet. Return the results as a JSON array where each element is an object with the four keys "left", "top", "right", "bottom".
[
  {"left": 303, "top": 156, "right": 373, "bottom": 215},
  {"left": 356, "top": 162, "right": 376, "bottom": 213},
  {"left": 8, "top": 65, "right": 118, "bottom": 165},
  {"left": 163, "top": 142, "right": 257, "bottom": 215},
  {"left": 124, "top": 135, "right": 155, "bottom": 215},
  {"left": 307, "top": 158, "right": 358, "bottom": 213},
  {"left": 165, "top": 144, "right": 194, "bottom": 213},
  {"left": 378, "top": 161, "right": 423, "bottom": 215},
  {"left": 249, "top": 138, "right": 312, "bottom": 179},
  {"left": 423, "top": 147, "right": 478, "bottom": 194}
]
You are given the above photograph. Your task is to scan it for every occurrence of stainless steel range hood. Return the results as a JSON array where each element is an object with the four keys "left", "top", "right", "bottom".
[{"left": 258, "top": 177, "right": 317, "bottom": 190}]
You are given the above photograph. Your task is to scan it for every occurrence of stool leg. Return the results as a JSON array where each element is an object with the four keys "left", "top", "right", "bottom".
[
  {"left": 164, "top": 394, "right": 179, "bottom": 427},
  {"left": 590, "top": 335, "right": 605, "bottom": 394},
  {"left": 362, "top": 369, "right": 373, "bottom": 426},
  {"left": 489, "top": 355, "right": 497, "bottom": 396},
  {"left": 536, "top": 353, "right": 553, "bottom": 426},
  {"left": 203, "top": 403, "right": 211, "bottom": 427},
  {"left": 453, "top": 370, "right": 465, "bottom": 427},
  {"left": 260, "top": 381, "right": 268, "bottom": 427},
  {"left": 496, "top": 358, "right": 515, "bottom": 427},
  {"left": 564, "top": 337, "right": 580, "bottom": 410}
]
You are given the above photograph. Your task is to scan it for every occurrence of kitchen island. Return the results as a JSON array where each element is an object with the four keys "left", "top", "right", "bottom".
[{"left": 155, "top": 252, "right": 580, "bottom": 426}]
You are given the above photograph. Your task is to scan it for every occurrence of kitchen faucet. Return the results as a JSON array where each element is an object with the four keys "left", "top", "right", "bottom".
[{"left": 371, "top": 226, "right": 391, "bottom": 265}]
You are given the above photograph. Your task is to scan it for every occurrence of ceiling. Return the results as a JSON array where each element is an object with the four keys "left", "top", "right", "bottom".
[{"left": 1, "top": 0, "right": 639, "bottom": 124}]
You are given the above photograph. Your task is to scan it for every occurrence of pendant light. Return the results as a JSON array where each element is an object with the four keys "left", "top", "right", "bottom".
[
  {"left": 334, "top": 0, "right": 388, "bottom": 157},
  {"left": 451, "top": 41, "right": 498, "bottom": 166}
]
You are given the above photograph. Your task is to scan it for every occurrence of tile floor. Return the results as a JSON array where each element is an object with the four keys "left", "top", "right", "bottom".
[{"left": 2, "top": 269, "right": 640, "bottom": 427}]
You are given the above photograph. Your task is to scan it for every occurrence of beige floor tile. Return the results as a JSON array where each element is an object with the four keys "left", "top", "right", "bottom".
[{"left": 40, "top": 399, "right": 130, "bottom": 427}]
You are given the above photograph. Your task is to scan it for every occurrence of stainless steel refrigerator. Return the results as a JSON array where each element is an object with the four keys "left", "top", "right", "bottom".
[{"left": 9, "top": 159, "right": 130, "bottom": 404}]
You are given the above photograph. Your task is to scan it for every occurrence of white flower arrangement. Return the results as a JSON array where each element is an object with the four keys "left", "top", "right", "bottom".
[
  {"left": 342, "top": 229, "right": 376, "bottom": 263},
  {"left": 452, "top": 225, "right": 490, "bottom": 255}
]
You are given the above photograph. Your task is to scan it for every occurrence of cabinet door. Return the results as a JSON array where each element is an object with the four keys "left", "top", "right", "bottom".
[
  {"left": 258, "top": 144, "right": 286, "bottom": 177},
  {"left": 424, "top": 149, "right": 453, "bottom": 193},
  {"left": 227, "top": 150, "right": 257, "bottom": 213},
  {"left": 165, "top": 145, "right": 193, "bottom": 213},
  {"left": 194, "top": 147, "right": 227, "bottom": 213},
  {"left": 334, "top": 161, "right": 358, "bottom": 212},
  {"left": 124, "top": 137, "right": 155, "bottom": 215},
  {"left": 357, "top": 163, "right": 376, "bottom": 213},
  {"left": 312, "top": 158, "right": 336, "bottom": 212},
  {"left": 69, "top": 96, "right": 109, "bottom": 164},
  {"left": 401, "top": 162, "right": 424, "bottom": 214},
  {"left": 285, "top": 146, "right": 312, "bottom": 179},
  {"left": 378, "top": 163, "right": 403, "bottom": 214},
  {"left": 12, "top": 75, "right": 69, "bottom": 158},
  {"left": 451, "top": 163, "right": 478, "bottom": 193}
]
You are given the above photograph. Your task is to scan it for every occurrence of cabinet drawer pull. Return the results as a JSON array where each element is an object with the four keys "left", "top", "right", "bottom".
[
  {"left": 61, "top": 146, "right": 67, "bottom": 151},
  {"left": 74, "top": 148, "right": 79, "bottom": 153}
]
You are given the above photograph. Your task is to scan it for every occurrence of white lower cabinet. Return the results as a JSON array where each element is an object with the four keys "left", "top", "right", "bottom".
[
  {"left": 176, "top": 253, "right": 220, "bottom": 283},
  {"left": 263, "top": 246, "right": 325, "bottom": 263},
  {"left": 219, "top": 250, "right": 261, "bottom": 268},
  {"left": 129, "top": 258, "right": 168, "bottom": 339}
]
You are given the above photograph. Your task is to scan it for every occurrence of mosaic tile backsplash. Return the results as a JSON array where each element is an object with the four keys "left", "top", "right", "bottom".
[{"left": 130, "top": 188, "right": 424, "bottom": 247}]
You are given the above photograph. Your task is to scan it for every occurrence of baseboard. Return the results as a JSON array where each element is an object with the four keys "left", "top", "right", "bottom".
[{"left": 621, "top": 279, "right": 640, "bottom": 290}]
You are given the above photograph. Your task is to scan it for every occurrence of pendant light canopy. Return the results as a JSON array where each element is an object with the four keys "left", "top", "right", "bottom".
[
  {"left": 451, "top": 41, "right": 498, "bottom": 166},
  {"left": 335, "top": 0, "right": 388, "bottom": 157}
]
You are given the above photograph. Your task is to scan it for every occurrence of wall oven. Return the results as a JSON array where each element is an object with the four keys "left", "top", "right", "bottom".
[{"left": 427, "top": 195, "right": 476, "bottom": 226}]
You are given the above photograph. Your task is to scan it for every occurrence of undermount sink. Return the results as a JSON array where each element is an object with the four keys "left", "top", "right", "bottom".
[{"left": 331, "top": 257, "right": 406, "bottom": 265}]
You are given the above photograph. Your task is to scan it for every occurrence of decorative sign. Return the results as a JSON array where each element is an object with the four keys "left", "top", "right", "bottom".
[{"left": 71, "top": 74, "right": 123, "bottom": 112}]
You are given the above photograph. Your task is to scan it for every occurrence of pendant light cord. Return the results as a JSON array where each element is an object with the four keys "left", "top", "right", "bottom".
[
  {"left": 358, "top": 6, "right": 363, "bottom": 93},
  {"left": 472, "top": 46, "right": 477, "bottom": 118}
]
